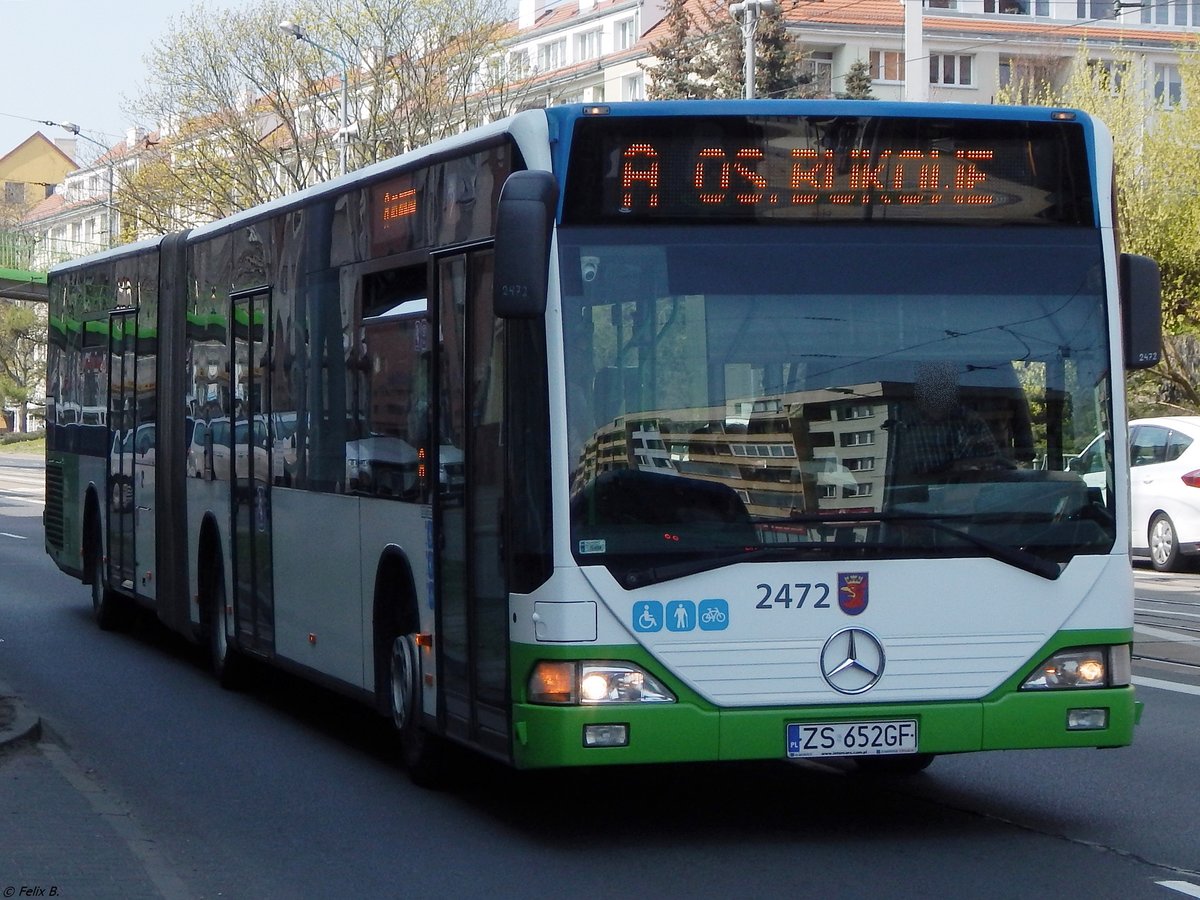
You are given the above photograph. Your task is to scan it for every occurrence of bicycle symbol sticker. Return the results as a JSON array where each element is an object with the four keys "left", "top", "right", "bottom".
[{"left": 698, "top": 599, "right": 729, "bottom": 631}]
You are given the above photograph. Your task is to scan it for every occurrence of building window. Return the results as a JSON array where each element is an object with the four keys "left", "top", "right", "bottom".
[
  {"left": 840, "top": 430, "right": 875, "bottom": 447},
  {"left": 930, "top": 53, "right": 973, "bottom": 86},
  {"left": 845, "top": 457, "right": 875, "bottom": 472},
  {"left": 508, "top": 49, "right": 530, "bottom": 76},
  {"left": 799, "top": 51, "right": 834, "bottom": 95},
  {"left": 986, "top": 0, "right": 1050, "bottom": 12},
  {"left": 1077, "top": 0, "right": 1114, "bottom": 16},
  {"left": 839, "top": 404, "right": 875, "bottom": 421},
  {"left": 622, "top": 73, "right": 644, "bottom": 100},
  {"left": 842, "top": 483, "right": 873, "bottom": 498},
  {"left": 1088, "top": 59, "right": 1128, "bottom": 94},
  {"left": 1142, "top": 0, "right": 1200, "bottom": 22},
  {"left": 1156, "top": 63, "right": 1183, "bottom": 107},
  {"left": 538, "top": 39, "right": 566, "bottom": 71},
  {"left": 1140, "top": 0, "right": 1172, "bottom": 21},
  {"left": 3, "top": 182, "right": 24, "bottom": 205},
  {"left": 869, "top": 50, "right": 905, "bottom": 83},
  {"left": 615, "top": 16, "right": 638, "bottom": 50},
  {"left": 576, "top": 29, "right": 601, "bottom": 62}
]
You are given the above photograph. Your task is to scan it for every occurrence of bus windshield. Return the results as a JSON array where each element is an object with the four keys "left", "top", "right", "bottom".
[{"left": 561, "top": 224, "right": 1115, "bottom": 585}]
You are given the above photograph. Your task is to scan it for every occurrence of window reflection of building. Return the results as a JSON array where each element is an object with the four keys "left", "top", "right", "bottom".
[{"left": 571, "top": 378, "right": 1032, "bottom": 519}]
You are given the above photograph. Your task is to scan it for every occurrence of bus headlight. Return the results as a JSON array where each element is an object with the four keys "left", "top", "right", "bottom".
[
  {"left": 528, "top": 661, "right": 676, "bottom": 705},
  {"left": 1021, "top": 647, "right": 1111, "bottom": 690}
]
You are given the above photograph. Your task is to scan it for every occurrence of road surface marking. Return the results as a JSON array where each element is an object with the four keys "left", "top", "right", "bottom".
[
  {"left": 1133, "top": 676, "right": 1200, "bottom": 697},
  {"left": 1159, "top": 881, "right": 1200, "bottom": 898}
]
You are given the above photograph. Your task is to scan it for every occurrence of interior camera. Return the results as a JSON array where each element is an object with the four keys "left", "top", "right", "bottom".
[{"left": 581, "top": 256, "right": 600, "bottom": 283}]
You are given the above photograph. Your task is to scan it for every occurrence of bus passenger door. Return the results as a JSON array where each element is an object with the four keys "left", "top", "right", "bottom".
[
  {"left": 106, "top": 308, "right": 138, "bottom": 594},
  {"left": 436, "top": 249, "right": 511, "bottom": 759},
  {"left": 230, "top": 288, "right": 275, "bottom": 655}
]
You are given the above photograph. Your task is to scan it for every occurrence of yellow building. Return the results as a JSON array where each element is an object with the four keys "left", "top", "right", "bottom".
[{"left": 1, "top": 132, "right": 77, "bottom": 215}]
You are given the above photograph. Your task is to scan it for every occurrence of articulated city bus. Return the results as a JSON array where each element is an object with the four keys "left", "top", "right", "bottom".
[{"left": 44, "top": 101, "right": 1161, "bottom": 781}]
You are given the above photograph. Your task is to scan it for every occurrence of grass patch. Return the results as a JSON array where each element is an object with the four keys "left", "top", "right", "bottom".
[{"left": 0, "top": 433, "right": 46, "bottom": 455}]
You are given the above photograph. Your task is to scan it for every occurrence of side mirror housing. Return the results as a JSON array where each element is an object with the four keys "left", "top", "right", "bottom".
[
  {"left": 494, "top": 170, "right": 558, "bottom": 319},
  {"left": 1120, "top": 253, "right": 1162, "bottom": 370}
]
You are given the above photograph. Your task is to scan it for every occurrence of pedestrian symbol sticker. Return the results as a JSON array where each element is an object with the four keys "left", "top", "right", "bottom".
[
  {"left": 666, "top": 600, "right": 696, "bottom": 632},
  {"left": 633, "top": 601, "right": 663, "bottom": 633}
]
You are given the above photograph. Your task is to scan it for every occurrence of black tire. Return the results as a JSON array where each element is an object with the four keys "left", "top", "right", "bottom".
[
  {"left": 1149, "top": 513, "right": 1183, "bottom": 572},
  {"left": 853, "top": 753, "right": 936, "bottom": 775},
  {"left": 388, "top": 631, "right": 447, "bottom": 787},
  {"left": 89, "top": 531, "right": 123, "bottom": 631},
  {"left": 208, "top": 569, "right": 244, "bottom": 689}
]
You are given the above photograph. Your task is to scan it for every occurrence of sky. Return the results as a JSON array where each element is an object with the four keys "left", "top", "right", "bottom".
[{"left": 0, "top": 0, "right": 240, "bottom": 162}]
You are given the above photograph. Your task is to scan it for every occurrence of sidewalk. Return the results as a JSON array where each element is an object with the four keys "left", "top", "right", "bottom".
[{"left": 0, "top": 681, "right": 181, "bottom": 898}]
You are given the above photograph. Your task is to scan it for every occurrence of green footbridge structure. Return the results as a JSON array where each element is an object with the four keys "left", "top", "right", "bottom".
[{"left": 0, "top": 231, "right": 47, "bottom": 303}]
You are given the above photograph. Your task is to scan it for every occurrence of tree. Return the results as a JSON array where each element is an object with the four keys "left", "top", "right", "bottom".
[
  {"left": 0, "top": 301, "right": 47, "bottom": 432},
  {"left": 121, "top": 0, "right": 511, "bottom": 230},
  {"left": 644, "top": 0, "right": 809, "bottom": 100},
  {"left": 839, "top": 59, "right": 873, "bottom": 99},
  {"left": 997, "top": 45, "right": 1200, "bottom": 416}
]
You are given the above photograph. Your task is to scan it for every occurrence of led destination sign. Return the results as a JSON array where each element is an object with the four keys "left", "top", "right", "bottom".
[{"left": 564, "top": 115, "right": 1094, "bottom": 225}]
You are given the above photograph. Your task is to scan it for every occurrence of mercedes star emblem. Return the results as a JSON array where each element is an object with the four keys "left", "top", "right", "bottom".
[{"left": 820, "top": 627, "right": 886, "bottom": 694}]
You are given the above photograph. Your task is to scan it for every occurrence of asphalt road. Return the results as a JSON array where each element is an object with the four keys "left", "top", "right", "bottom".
[{"left": 2, "top": 452, "right": 1199, "bottom": 899}]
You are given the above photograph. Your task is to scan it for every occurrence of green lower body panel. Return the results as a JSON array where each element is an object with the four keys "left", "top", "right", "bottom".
[
  {"left": 512, "top": 687, "right": 1137, "bottom": 769},
  {"left": 509, "top": 637, "right": 1138, "bottom": 770}
]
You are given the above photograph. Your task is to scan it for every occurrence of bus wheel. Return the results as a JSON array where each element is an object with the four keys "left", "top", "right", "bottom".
[
  {"left": 853, "top": 753, "right": 935, "bottom": 776},
  {"left": 208, "top": 571, "right": 243, "bottom": 689},
  {"left": 89, "top": 533, "right": 123, "bottom": 631},
  {"left": 389, "top": 632, "right": 446, "bottom": 787}
]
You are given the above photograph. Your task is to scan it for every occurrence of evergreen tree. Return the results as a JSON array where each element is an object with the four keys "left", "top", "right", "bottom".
[
  {"left": 645, "top": 0, "right": 808, "bottom": 100},
  {"left": 840, "top": 59, "right": 874, "bottom": 99},
  {"left": 645, "top": 0, "right": 714, "bottom": 99},
  {"left": 752, "top": 6, "right": 809, "bottom": 98}
]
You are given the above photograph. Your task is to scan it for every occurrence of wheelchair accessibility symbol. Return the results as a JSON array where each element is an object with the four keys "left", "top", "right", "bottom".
[{"left": 633, "top": 601, "right": 663, "bottom": 633}]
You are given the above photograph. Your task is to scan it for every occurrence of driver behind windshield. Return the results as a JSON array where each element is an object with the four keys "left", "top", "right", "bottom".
[{"left": 886, "top": 361, "right": 1007, "bottom": 480}]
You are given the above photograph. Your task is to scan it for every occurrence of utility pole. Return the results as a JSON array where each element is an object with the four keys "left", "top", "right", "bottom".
[
  {"left": 279, "top": 20, "right": 355, "bottom": 177},
  {"left": 44, "top": 120, "right": 116, "bottom": 249},
  {"left": 730, "top": 0, "right": 776, "bottom": 99}
]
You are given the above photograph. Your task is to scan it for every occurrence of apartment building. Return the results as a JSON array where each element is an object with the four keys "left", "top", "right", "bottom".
[
  {"left": 18, "top": 129, "right": 146, "bottom": 271},
  {"left": 18, "top": 0, "right": 1195, "bottom": 271},
  {"left": 497, "top": 0, "right": 1195, "bottom": 108}
]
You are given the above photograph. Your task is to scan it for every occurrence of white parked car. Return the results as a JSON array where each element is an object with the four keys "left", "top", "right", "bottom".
[{"left": 1128, "top": 416, "right": 1200, "bottom": 572}]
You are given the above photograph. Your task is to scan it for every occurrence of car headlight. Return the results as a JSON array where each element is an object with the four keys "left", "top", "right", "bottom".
[
  {"left": 1021, "top": 646, "right": 1118, "bottom": 690},
  {"left": 528, "top": 661, "right": 676, "bottom": 704}
]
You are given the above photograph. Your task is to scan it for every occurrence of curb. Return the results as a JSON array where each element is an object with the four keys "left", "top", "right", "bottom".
[{"left": 0, "top": 689, "right": 42, "bottom": 751}]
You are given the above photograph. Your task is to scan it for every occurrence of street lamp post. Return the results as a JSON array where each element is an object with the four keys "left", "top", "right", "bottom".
[
  {"left": 44, "top": 120, "right": 116, "bottom": 249},
  {"left": 729, "top": 0, "right": 777, "bottom": 100},
  {"left": 278, "top": 20, "right": 353, "bottom": 177}
]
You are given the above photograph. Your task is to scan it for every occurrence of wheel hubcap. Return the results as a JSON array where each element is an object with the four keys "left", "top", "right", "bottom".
[
  {"left": 1152, "top": 519, "right": 1174, "bottom": 566},
  {"left": 390, "top": 636, "right": 416, "bottom": 731}
]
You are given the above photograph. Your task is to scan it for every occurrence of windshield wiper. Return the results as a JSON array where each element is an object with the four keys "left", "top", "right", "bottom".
[
  {"left": 885, "top": 514, "right": 1062, "bottom": 581},
  {"left": 620, "top": 545, "right": 819, "bottom": 589},
  {"left": 617, "top": 512, "right": 1061, "bottom": 588}
]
